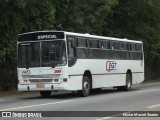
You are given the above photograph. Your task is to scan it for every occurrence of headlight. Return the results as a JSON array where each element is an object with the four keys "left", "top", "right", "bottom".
[
  {"left": 54, "top": 78, "right": 67, "bottom": 83},
  {"left": 19, "top": 80, "right": 28, "bottom": 83}
]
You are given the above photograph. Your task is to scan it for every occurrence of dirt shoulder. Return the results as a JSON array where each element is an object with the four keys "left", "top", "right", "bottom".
[{"left": 0, "top": 89, "right": 37, "bottom": 97}]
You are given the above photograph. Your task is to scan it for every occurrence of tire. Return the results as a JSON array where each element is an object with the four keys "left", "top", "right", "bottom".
[
  {"left": 117, "top": 73, "right": 132, "bottom": 91},
  {"left": 78, "top": 76, "right": 91, "bottom": 97},
  {"left": 125, "top": 73, "right": 132, "bottom": 91},
  {"left": 40, "top": 91, "right": 52, "bottom": 98}
]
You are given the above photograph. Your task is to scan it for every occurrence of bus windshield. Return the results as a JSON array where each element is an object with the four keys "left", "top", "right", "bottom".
[{"left": 18, "top": 40, "right": 66, "bottom": 68}]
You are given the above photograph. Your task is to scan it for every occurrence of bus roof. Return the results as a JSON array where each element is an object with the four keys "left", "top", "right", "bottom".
[
  {"left": 19, "top": 31, "right": 142, "bottom": 44},
  {"left": 65, "top": 31, "right": 142, "bottom": 43}
]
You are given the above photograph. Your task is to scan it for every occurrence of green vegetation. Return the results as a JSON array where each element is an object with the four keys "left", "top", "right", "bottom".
[{"left": 0, "top": 0, "right": 160, "bottom": 91}]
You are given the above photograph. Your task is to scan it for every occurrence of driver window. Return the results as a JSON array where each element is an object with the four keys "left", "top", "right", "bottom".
[{"left": 68, "top": 41, "right": 74, "bottom": 57}]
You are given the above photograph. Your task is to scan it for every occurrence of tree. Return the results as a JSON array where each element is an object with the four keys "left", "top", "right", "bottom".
[
  {"left": 105, "top": 0, "right": 160, "bottom": 79},
  {"left": 54, "top": 0, "right": 118, "bottom": 34},
  {"left": 0, "top": 0, "right": 56, "bottom": 90}
]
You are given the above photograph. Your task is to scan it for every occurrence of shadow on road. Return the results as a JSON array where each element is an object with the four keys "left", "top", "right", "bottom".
[{"left": 20, "top": 88, "right": 139, "bottom": 100}]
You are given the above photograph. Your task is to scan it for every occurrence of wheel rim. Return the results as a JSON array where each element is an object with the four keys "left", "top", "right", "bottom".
[
  {"left": 127, "top": 74, "right": 131, "bottom": 88},
  {"left": 84, "top": 81, "right": 89, "bottom": 93},
  {"left": 127, "top": 80, "right": 131, "bottom": 88}
]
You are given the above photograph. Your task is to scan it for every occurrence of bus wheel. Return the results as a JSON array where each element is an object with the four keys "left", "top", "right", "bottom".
[
  {"left": 40, "top": 91, "right": 52, "bottom": 98},
  {"left": 79, "top": 76, "right": 91, "bottom": 97},
  {"left": 117, "top": 73, "right": 132, "bottom": 91},
  {"left": 125, "top": 73, "right": 132, "bottom": 91}
]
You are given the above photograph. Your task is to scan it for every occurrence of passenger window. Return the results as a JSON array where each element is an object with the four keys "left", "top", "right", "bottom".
[
  {"left": 117, "top": 42, "right": 121, "bottom": 50},
  {"left": 121, "top": 43, "right": 126, "bottom": 50},
  {"left": 131, "top": 44, "right": 135, "bottom": 51},
  {"left": 101, "top": 41, "right": 110, "bottom": 49},
  {"left": 135, "top": 44, "right": 142, "bottom": 51},
  {"left": 90, "top": 40, "right": 100, "bottom": 48},
  {"left": 77, "top": 38, "right": 88, "bottom": 47},
  {"left": 110, "top": 42, "right": 117, "bottom": 50},
  {"left": 127, "top": 44, "right": 131, "bottom": 51}
]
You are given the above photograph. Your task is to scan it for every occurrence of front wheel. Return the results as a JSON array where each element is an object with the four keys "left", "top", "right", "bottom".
[
  {"left": 78, "top": 76, "right": 91, "bottom": 97},
  {"left": 40, "top": 91, "right": 52, "bottom": 98}
]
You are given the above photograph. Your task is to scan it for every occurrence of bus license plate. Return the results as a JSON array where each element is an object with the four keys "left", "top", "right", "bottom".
[{"left": 36, "top": 84, "right": 45, "bottom": 88}]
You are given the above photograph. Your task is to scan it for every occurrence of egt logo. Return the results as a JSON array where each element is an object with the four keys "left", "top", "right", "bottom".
[{"left": 106, "top": 61, "right": 117, "bottom": 72}]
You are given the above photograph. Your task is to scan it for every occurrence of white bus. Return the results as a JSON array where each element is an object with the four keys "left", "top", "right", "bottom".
[{"left": 17, "top": 31, "right": 144, "bottom": 97}]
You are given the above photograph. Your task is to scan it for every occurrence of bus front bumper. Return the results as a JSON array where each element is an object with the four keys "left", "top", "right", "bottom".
[{"left": 18, "top": 83, "right": 68, "bottom": 91}]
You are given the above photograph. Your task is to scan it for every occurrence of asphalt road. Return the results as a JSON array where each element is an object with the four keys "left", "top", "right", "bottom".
[{"left": 0, "top": 82, "right": 160, "bottom": 120}]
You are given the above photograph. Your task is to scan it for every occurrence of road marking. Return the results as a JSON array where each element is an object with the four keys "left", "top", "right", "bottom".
[
  {"left": 148, "top": 104, "right": 160, "bottom": 109},
  {"left": 136, "top": 89, "right": 159, "bottom": 93},
  {"left": 0, "top": 100, "right": 74, "bottom": 111},
  {"left": 96, "top": 117, "right": 112, "bottom": 120}
]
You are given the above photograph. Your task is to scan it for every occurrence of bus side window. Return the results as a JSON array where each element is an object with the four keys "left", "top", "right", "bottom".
[
  {"left": 135, "top": 44, "right": 143, "bottom": 60},
  {"left": 77, "top": 37, "right": 88, "bottom": 47},
  {"left": 67, "top": 39, "right": 77, "bottom": 67},
  {"left": 131, "top": 44, "right": 136, "bottom": 51},
  {"left": 67, "top": 36, "right": 75, "bottom": 57},
  {"left": 135, "top": 44, "right": 142, "bottom": 51},
  {"left": 107, "top": 42, "right": 111, "bottom": 49},
  {"left": 117, "top": 42, "right": 121, "bottom": 50},
  {"left": 121, "top": 43, "right": 126, "bottom": 50},
  {"left": 127, "top": 44, "right": 131, "bottom": 51},
  {"left": 101, "top": 41, "right": 110, "bottom": 49},
  {"left": 110, "top": 42, "right": 117, "bottom": 50},
  {"left": 68, "top": 41, "right": 74, "bottom": 57},
  {"left": 90, "top": 39, "right": 100, "bottom": 48}
]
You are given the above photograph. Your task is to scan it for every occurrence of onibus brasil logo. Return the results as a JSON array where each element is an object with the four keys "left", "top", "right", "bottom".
[{"left": 106, "top": 61, "right": 117, "bottom": 72}]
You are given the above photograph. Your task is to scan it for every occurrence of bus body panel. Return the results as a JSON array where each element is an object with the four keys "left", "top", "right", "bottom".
[{"left": 68, "top": 59, "right": 144, "bottom": 89}]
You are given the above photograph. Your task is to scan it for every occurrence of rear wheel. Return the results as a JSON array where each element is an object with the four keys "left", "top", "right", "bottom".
[
  {"left": 125, "top": 73, "right": 132, "bottom": 91},
  {"left": 78, "top": 76, "right": 91, "bottom": 97},
  {"left": 117, "top": 73, "right": 132, "bottom": 91},
  {"left": 40, "top": 91, "right": 52, "bottom": 98}
]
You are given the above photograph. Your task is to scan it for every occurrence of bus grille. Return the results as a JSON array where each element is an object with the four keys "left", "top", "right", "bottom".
[
  {"left": 28, "top": 79, "right": 53, "bottom": 83},
  {"left": 22, "top": 74, "right": 55, "bottom": 79}
]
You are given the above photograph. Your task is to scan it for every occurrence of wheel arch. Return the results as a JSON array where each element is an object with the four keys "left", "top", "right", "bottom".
[
  {"left": 126, "top": 69, "right": 132, "bottom": 83},
  {"left": 83, "top": 70, "right": 92, "bottom": 89}
]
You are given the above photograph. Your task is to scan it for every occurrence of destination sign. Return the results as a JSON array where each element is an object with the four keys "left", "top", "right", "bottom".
[
  {"left": 18, "top": 32, "right": 64, "bottom": 41},
  {"left": 37, "top": 35, "right": 57, "bottom": 40}
]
